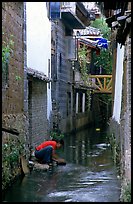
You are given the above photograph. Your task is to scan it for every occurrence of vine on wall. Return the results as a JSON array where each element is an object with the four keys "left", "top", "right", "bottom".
[
  {"left": 2, "top": 32, "right": 14, "bottom": 66},
  {"left": 2, "top": 32, "right": 14, "bottom": 87},
  {"left": 2, "top": 31, "right": 21, "bottom": 85},
  {"left": 78, "top": 45, "right": 92, "bottom": 110},
  {"left": 2, "top": 136, "right": 24, "bottom": 190}
]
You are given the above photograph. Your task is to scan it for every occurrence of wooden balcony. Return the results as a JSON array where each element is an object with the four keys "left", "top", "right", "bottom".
[
  {"left": 61, "top": 2, "right": 91, "bottom": 29},
  {"left": 89, "top": 75, "right": 112, "bottom": 93}
]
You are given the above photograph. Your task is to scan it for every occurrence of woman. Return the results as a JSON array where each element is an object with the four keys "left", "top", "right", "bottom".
[{"left": 35, "top": 139, "right": 65, "bottom": 165}]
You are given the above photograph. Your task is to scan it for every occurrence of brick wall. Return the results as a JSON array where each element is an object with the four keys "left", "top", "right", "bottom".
[{"left": 28, "top": 78, "right": 49, "bottom": 148}]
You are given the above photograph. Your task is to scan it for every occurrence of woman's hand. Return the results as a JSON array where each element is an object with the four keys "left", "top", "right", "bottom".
[{"left": 56, "top": 158, "right": 66, "bottom": 164}]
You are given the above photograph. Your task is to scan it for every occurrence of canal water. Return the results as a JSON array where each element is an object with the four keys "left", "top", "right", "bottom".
[{"left": 3, "top": 126, "right": 121, "bottom": 202}]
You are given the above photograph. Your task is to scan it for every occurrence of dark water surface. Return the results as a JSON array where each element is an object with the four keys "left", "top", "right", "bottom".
[{"left": 3, "top": 126, "right": 121, "bottom": 202}]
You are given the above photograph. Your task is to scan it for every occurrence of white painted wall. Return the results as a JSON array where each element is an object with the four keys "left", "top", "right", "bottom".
[
  {"left": 26, "top": 2, "right": 52, "bottom": 120},
  {"left": 26, "top": 2, "right": 51, "bottom": 74},
  {"left": 112, "top": 43, "right": 125, "bottom": 123}
]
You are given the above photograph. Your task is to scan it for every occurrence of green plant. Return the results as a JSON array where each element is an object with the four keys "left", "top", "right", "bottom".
[
  {"left": 121, "top": 182, "right": 131, "bottom": 202},
  {"left": 15, "top": 76, "right": 22, "bottom": 81},
  {"left": 50, "top": 131, "right": 64, "bottom": 141},
  {"left": 2, "top": 32, "right": 14, "bottom": 67},
  {"left": 91, "top": 17, "right": 111, "bottom": 39},
  {"left": 2, "top": 138, "right": 24, "bottom": 190},
  {"left": 107, "top": 133, "right": 121, "bottom": 175},
  {"left": 78, "top": 45, "right": 92, "bottom": 110},
  {"left": 2, "top": 32, "right": 14, "bottom": 87},
  {"left": 90, "top": 17, "right": 112, "bottom": 74},
  {"left": 78, "top": 45, "right": 88, "bottom": 84}
]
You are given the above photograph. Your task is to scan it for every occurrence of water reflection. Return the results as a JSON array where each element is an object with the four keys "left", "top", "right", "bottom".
[
  {"left": 64, "top": 127, "right": 111, "bottom": 169},
  {"left": 3, "top": 127, "right": 121, "bottom": 202}
]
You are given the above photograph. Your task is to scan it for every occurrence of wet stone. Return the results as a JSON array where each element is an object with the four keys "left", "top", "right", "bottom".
[{"left": 33, "top": 162, "right": 49, "bottom": 171}]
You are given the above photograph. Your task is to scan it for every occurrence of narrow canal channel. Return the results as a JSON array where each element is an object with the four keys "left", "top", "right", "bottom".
[{"left": 3, "top": 126, "right": 121, "bottom": 202}]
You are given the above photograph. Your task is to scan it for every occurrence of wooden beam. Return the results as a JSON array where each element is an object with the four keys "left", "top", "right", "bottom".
[
  {"left": 2, "top": 127, "right": 19, "bottom": 136},
  {"left": 89, "top": 75, "right": 112, "bottom": 78},
  {"left": 96, "top": 77, "right": 103, "bottom": 89},
  {"left": 104, "top": 77, "right": 106, "bottom": 89}
]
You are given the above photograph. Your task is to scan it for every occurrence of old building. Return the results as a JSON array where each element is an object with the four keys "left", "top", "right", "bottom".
[
  {"left": 49, "top": 2, "right": 97, "bottom": 134},
  {"left": 2, "top": 2, "right": 52, "bottom": 190},
  {"left": 97, "top": 2, "right": 131, "bottom": 201},
  {"left": 73, "top": 26, "right": 103, "bottom": 130}
]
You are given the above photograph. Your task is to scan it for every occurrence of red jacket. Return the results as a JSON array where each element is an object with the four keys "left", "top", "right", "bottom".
[{"left": 35, "top": 140, "right": 57, "bottom": 151}]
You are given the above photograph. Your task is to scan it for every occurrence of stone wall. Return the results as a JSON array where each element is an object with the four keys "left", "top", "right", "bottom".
[
  {"left": 2, "top": 2, "right": 27, "bottom": 148},
  {"left": 2, "top": 2, "right": 24, "bottom": 113},
  {"left": 51, "top": 20, "right": 74, "bottom": 133},
  {"left": 120, "top": 36, "right": 131, "bottom": 184},
  {"left": 109, "top": 35, "right": 131, "bottom": 199},
  {"left": 2, "top": 2, "right": 29, "bottom": 191}
]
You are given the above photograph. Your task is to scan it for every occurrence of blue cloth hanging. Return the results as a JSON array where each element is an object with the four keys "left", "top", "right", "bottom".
[{"left": 96, "top": 38, "right": 108, "bottom": 49}]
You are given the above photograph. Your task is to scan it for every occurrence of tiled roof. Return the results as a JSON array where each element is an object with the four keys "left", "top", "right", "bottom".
[
  {"left": 78, "top": 38, "right": 99, "bottom": 49},
  {"left": 74, "top": 26, "right": 101, "bottom": 36},
  {"left": 27, "top": 67, "right": 51, "bottom": 82}
]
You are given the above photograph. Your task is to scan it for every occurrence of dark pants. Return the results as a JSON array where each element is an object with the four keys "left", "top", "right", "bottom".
[{"left": 35, "top": 145, "right": 53, "bottom": 164}]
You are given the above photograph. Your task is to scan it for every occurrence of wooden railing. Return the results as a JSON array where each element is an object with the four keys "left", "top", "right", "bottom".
[{"left": 88, "top": 75, "right": 112, "bottom": 93}]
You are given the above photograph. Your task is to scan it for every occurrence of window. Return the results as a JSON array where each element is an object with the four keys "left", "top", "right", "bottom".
[
  {"left": 49, "top": 2, "right": 61, "bottom": 20},
  {"left": 65, "top": 36, "right": 77, "bottom": 60}
]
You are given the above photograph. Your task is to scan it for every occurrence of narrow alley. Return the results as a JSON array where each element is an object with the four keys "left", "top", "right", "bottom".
[{"left": 2, "top": 2, "right": 131, "bottom": 202}]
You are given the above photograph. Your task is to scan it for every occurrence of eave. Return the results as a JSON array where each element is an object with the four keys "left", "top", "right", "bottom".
[
  {"left": 27, "top": 67, "right": 51, "bottom": 82},
  {"left": 78, "top": 38, "right": 99, "bottom": 50},
  {"left": 61, "top": 11, "right": 86, "bottom": 29}
]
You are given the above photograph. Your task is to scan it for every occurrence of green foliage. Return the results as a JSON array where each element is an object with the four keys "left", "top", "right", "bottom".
[
  {"left": 78, "top": 46, "right": 92, "bottom": 110},
  {"left": 93, "top": 49, "right": 112, "bottom": 74},
  {"left": 2, "top": 138, "right": 24, "bottom": 190},
  {"left": 50, "top": 131, "right": 64, "bottom": 141},
  {"left": 107, "top": 133, "right": 121, "bottom": 175},
  {"left": 3, "top": 140, "right": 23, "bottom": 163},
  {"left": 121, "top": 182, "right": 131, "bottom": 202},
  {"left": 2, "top": 32, "right": 14, "bottom": 87},
  {"left": 2, "top": 31, "right": 22, "bottom": 82},
  {"left": 15, "top": 76, "right": 22, "bottom": 81},
  {"left": 91, "top": 17, "right": 111, "bottom": 39},
  {"left": 90, "top": 17, "right": 112, "bottom": 74},
  {"left": 2, "top": 32, "right": 14, "bottom": 67},
  {"left": 78, "top": 45, "right": 89, "bottom": 84}
]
